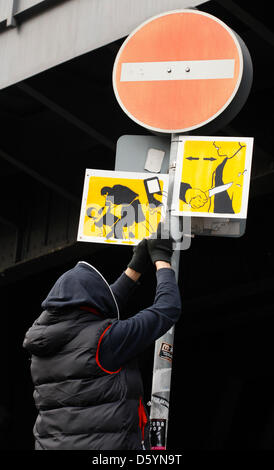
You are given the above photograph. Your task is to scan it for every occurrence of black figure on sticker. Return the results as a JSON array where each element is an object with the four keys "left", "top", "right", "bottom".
[{"left": 87, "top": 177, "right": 164, "bottom": 239}]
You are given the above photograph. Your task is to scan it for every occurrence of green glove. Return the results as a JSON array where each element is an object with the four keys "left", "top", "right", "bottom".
[
  {"left": 127, "top": 238, "right": 151, "bottom": 273},
  {"left": 147, "top": 223, "right": 174, "bottom": 265}
]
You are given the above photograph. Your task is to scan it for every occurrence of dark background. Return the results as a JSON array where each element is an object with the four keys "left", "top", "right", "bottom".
[{"left": 1, "top": 0, "right": 274, "bottom": 451}]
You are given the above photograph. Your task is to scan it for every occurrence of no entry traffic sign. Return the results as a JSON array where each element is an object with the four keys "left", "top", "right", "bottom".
[{"left": 113, "top": 9, "right": 252, "bottom": 134}]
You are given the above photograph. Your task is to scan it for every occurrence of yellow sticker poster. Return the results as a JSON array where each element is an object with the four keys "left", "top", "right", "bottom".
[
  {"left": 172, "top": 136, "right": 254, "bottom": 218},
  {"left": 77, "top": 169, "right": 169, "bottom": 245}
]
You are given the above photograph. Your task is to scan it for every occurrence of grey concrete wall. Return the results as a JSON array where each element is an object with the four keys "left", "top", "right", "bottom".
[{"left": 0, "top": 0, "right": 205, "bottom": 89}]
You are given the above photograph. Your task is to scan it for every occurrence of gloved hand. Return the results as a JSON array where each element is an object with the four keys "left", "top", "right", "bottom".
[
  {"left": 127, "top": 238, "right": 151, "bottom": 274},
  {"left": 147, "top": 223, "right": 174, "bottom": 265}
]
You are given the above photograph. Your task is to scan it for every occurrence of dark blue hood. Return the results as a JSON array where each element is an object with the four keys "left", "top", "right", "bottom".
[{"left": 41, "top": 261, "right": 119, "bottom": 319}]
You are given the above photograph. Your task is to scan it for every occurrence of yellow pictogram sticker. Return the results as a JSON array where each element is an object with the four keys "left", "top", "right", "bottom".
[
  {"left": 172, "top": 136, "right": 254, "bottom": 219},
  {"left": 78, "top": 170, "right": 169, "bottom": 245}
]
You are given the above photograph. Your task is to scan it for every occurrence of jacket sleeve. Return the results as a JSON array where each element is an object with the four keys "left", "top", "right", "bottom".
[
  {"left": 110, "top": 272, "right": 139, "bottom": 315},
  {"left": 179, "top": 182, "right": 192, "bottom": 202},
  {"left": 99, "top": 268, "right": 182, "bottom": 371}
]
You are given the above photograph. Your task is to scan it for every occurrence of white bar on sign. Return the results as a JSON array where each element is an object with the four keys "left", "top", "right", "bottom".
[{"left": 120, "top": 59, "right": 235, "bottom": 82}]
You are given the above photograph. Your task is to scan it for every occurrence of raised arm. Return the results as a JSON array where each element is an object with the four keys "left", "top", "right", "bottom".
[
  {"left": 109, "top": 239, "right": 151, "bottom": 315},
  {"left": 99, "top": 227, "right": 181, "bottom": 371}
]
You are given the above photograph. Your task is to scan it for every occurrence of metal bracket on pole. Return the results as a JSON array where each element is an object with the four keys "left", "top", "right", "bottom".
[{"left": 149, "top": 134, "right": 182, "bottom": 450}]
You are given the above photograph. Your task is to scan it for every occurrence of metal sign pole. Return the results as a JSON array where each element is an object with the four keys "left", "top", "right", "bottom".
[{"left": 149, "top": 134, "right": 182, "bottom": 450}]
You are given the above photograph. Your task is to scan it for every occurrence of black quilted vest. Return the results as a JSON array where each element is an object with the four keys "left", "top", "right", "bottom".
[{"left": 23, "top": 309, "right": 145, "bottom": 450}]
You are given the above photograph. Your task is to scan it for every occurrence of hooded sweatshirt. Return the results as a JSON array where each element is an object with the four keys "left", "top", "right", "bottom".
[
  {"left": 23, "top": 261, "right": 181, "bottom": 450},
  {"left": 41, "top": 261, "right": 119, "bottom": 317}
]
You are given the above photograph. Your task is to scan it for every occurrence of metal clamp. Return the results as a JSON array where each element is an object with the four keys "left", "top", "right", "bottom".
[{"left": 169, "top": 161, "right": 176, "bottom": 170}]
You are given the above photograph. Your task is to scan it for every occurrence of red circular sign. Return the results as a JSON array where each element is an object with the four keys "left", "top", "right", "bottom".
[{"left": 113, "top": 10, "right": 243, "bottom": 133}]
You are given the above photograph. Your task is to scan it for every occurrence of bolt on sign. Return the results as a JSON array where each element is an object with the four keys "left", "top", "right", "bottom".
[
  {"left": 77, "top": 169, "right": 169, "bottom": 245},
  {"left": 171, "top": 136, "right": 254, "bottom": 219},
  {"left": 113, "top": 9, "right": 248, "bottom": 134}
]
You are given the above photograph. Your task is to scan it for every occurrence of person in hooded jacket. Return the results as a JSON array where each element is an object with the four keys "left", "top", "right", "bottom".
[{"left": 23, "top": 228, "right": 182, "bottom": 450}]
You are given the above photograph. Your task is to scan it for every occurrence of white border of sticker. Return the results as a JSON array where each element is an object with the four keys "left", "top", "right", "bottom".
[
  {"left": 171, "top": 135, "right": 254, "bottom": 219},
  {"left": 77, "top": 169, "right": 169, "bottom": 245}
]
